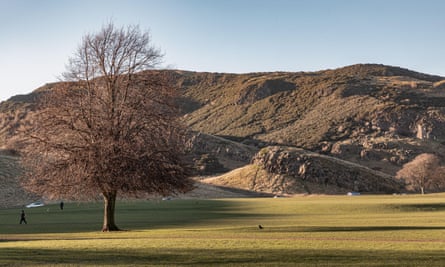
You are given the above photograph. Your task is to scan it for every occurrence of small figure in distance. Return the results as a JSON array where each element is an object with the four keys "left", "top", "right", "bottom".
[
  {"left": 258, "top": 224, "right": 263, "bottom": 229},
  {"left": 20, "top": 209, "right": 27, "bottom": 224},
  {"left": 60, "top": 201, "right": 64, "bottom": 210}
]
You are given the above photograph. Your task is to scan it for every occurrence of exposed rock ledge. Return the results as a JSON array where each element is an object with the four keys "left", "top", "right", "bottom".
[{"left": 252, "top": 146, "right": 404, "bottom": 194}]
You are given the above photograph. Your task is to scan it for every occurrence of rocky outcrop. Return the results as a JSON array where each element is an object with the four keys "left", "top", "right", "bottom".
[
  {"left": 252, "top": 146, "right": 404, "bottom": 194},
  {"left": 194, "top": 154, "right": 227, "bottom": 175},
  {"left": 185, "top": 132, "right": 259, "bottom": 173}
]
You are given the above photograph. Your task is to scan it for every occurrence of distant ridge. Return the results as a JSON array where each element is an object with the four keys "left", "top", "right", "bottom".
[{"left": 324, "top": 64, "right": 444, "bottom": 82}]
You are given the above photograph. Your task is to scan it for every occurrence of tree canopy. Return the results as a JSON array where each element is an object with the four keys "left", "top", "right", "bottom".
[
  {"left": 396, "top": 153, "right": 443, "bottom": 194},
  {"left": 20, "top": 23, "right": 193, "bottom": 231}
]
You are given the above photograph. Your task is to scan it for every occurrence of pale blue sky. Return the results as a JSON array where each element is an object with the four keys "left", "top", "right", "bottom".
[{"left": 1, "top": 0, "right": 445, "bottom": 101}]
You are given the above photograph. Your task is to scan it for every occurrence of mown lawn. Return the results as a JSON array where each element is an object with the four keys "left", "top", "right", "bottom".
[{"left": 2, "top": 194, "right": 445, "bottom": 266}]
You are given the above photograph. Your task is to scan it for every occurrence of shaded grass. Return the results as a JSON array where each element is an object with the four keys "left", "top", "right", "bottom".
[
  {"left": 2, "top": 247, "right": 445, "bottom": 266},
  {"left": 0, "top": 199, "right": 272, "bottom": 234},
  {"left": 2, "top": 195, "right": 445, "bottom": 266}
]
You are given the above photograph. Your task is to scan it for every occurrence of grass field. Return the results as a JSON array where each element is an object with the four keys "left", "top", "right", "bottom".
[{"left": 2, "top": 194, "right": 445, "bottom": 266}]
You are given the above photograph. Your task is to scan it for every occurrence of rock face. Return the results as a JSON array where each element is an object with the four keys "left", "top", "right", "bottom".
[
  {"left": 252, "top": 146, "right": 404, "bottom": 194},
  {"left": 185, "top": 132, "right": 259, "bottom": 173},
  {"left": 194, "top": 154, "right": 227, "bottom": 175}
]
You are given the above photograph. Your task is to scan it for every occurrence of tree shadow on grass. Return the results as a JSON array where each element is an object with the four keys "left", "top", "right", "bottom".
[
  {"left": 267, "top": 225, "right": 445, "bottom": 233},
  {"left": 118, "top": 199, "right": 276, "bottom": 231},
  {"left": 1, "top": 199, "right": 273, "bottom": 234},
  {"left": 1, "top": 247, "right": 445, "bottom": 266},
  {"left": 392, "top": 203, "right": 445, "bottom": 212},
  {"left": 307, "top": 225, "right": 445, "bottom": 233}
]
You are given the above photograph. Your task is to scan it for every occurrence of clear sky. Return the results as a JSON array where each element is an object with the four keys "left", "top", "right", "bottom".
[{"left": 1, "top": 0, "right": 445, "bottom": 101}]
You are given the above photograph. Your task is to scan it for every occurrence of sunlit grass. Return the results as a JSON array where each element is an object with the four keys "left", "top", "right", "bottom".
[{"left": 2, "top": 194, "right": 445, "bottom": 266}]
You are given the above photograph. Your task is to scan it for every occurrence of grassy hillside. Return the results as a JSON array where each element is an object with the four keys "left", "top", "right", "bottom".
[
  {"left": 173, "top": 64, "right": 445, "bottom": 176},
  {"left": 3, "top": 64, "right": 444, "bottom": 156},
  {"left": 175, "top": 64, "right": 445, "bottom": 146}
]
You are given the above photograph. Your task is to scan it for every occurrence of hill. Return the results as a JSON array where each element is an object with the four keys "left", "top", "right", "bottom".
[
  {"left": 1, "top": 64, "right": 445, "bottom": 197},
  {"left": 174, "top": 64, "right": 444, "bottom": 148},
  {"left": 172, "top": 64, "right": 445, "bottom": 176},
  {"left": 202, "top": 146, "right": 403, "bottom": 195}
]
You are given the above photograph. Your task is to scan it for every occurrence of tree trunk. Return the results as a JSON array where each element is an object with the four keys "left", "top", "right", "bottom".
[
  {"left": 102, "top": 190, "right": 120, "bottom": 231},
  {"left": 420, "top": 186, "right": 425, "bottom": 195}
]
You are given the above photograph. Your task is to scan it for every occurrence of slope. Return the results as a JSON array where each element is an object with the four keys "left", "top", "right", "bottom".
[
  {"left": 203, "top": 146, "right": 403, "bottom": 195},
  {"left": 0, "top": 151, "right": 36, "bottom": 207},
  {"left": 174, "top": 64, "right": 445, "bottom": 176}
]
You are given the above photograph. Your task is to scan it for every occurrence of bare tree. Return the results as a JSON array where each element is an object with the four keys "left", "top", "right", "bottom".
[
  {"left": 430, "top": 166, "right": 445, "bottom": 192},
  {"left": 20, "top": 23, "right": 193, "bottom": 231},
  {"left": 396, "top": 153, "right": 440, "bottom": 194}
]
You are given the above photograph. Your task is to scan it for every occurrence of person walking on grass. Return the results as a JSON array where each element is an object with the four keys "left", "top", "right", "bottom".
[{"left": 19, "top": 209, "right": 27, "bottom": 224}]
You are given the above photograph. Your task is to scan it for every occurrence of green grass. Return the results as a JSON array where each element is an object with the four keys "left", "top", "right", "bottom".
[{"left": 2, "top": 194, "right": 445, "bottom": 266}]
